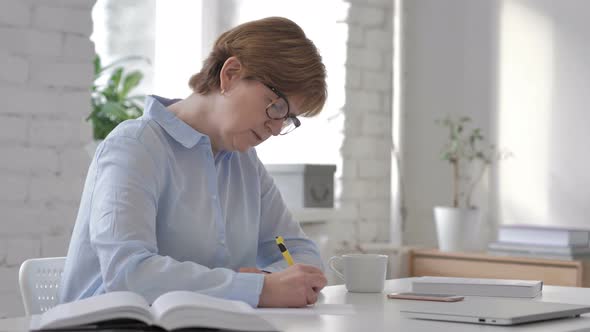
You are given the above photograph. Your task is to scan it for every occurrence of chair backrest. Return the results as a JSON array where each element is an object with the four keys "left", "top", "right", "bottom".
[{"left": 18, "top": 257, "right": 66, "bottom": 315}]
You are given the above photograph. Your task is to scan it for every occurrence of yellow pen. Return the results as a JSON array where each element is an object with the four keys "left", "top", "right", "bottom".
[{"left": 275, "top": 236, "right": 294, "bottom": 266}]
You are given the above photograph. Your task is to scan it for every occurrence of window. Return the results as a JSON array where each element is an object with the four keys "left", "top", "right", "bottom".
[
  {"left": 231, "top": 1, "right": 348, "bottom": 168},
  {"left": 92, "top": 0, "right": 347, "bottom": 168}
]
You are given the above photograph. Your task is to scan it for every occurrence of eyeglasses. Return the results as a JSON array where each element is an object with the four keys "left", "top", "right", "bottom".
[{"left": 263, "top": 84, "right": 301, "bottom": 135}]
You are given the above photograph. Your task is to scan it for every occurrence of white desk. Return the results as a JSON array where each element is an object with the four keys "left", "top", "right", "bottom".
[{"left": 3, "top": 278, "right": 590, "bottom": 331}]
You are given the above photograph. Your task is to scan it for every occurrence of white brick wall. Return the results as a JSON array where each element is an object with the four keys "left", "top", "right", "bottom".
[
  {"left": 0, "top": 54, "right": 28, "bottom": 83},
  {"left": 32, "top": 6, "right": 93, "bottom": 35},
  {"left": 0, "top": 1, "right": 31, "bottom": 27},
  {"left": 332, "top": 0, "right": 393, "bottom": 247},
  {"left": 0, "top": 116, "right": 28, "bottom": 143},
  {"left": 0, "top": 0, "right": 95, "bottom": 318},
  {"left": 0, "top": 28, "right": 62, "bottom": 56}
]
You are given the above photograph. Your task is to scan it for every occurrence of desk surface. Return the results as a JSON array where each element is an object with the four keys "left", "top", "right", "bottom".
[{"left": 3, "top": 278, "right": 590, "bottom": 331}]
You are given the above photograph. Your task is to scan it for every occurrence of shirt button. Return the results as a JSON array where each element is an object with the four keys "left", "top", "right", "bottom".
[{"left": 212, "top": 195, "right": 217, "bottom": 200}]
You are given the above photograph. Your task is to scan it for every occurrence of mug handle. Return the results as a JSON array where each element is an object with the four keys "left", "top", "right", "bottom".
[{"left": 328, "top": 256, "right": 344, "bottom": 280}]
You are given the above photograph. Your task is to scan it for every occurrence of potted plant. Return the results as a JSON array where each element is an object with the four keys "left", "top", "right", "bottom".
[
  {"left": 434, "top": 115, "right": 501, "bottom": 252},
  {"left": 86, "top": 54, "right": 148, "bottom": 156}
]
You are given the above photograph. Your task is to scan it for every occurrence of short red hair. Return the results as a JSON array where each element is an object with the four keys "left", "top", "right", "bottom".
[{"left": 188, "top": 17, "right": 327, "bottom": 117}]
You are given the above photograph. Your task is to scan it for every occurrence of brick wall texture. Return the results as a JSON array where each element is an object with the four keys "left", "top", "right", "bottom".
[
  {"left": 331, "top": 0, "right": 393, "bottom": 247},
  {"left": 0, "top": 0, "right": 96, "bottom": 317}
]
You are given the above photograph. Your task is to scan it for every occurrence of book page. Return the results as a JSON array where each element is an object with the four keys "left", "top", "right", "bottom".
[
  {"left": 151, "top": 291, "right": 277, "bottom": 332},
  {"left": 32, "top": 292, "right": 152, "bottom": 330},
  {"left": 151, "top": 291, "right": 254, "bottom": 320}
]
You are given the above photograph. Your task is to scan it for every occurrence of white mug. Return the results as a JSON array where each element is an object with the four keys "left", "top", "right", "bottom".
[{"left": 328, "top": 254, "right": 388, "bottom": 293}]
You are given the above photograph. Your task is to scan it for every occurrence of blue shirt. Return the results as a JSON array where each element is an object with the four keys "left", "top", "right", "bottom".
[{"left": 58, "top": 95, "right": 323, "bottom": 307}]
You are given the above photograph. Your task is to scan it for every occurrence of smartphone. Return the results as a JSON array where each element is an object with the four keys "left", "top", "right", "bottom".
[{"left": 386, "top": 292, "right": 464, "bottom": 302}]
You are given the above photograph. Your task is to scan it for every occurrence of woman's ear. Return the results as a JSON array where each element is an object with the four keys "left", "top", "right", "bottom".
[{"left": 219, "top": 56, "right": 242, "bottom": 93}]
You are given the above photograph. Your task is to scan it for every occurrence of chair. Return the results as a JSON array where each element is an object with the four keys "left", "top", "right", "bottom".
[{"left": 18, "top": 257, "right": 66, "bottom": 315}]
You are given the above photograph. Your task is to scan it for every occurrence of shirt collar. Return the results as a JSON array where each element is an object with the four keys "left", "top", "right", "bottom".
[{"left": 142, "top": 95, "right": 205, "bottom": 149}]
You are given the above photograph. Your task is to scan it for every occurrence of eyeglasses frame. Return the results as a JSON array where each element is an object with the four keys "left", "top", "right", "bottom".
[{"left": 263, "top": 83, "right": 301, "bottom": 135}]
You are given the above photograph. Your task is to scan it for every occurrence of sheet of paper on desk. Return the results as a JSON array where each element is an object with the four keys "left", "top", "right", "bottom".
[{"left": 256, "top": 304, "right": 355, "bottom": 315}]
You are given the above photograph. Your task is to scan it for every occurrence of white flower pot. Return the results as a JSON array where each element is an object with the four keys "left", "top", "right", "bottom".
[{"left": 434, "top": 206, "right": 481, "bottom": 252}]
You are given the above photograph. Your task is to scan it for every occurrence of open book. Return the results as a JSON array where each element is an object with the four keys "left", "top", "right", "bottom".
[{"left": 30, "top": 291, "right": 278, "bottom": 331}]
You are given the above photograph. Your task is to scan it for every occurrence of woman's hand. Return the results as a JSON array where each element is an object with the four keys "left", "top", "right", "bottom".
[{"left": 257, "top": 264, "right": 327, "bottom": 308}]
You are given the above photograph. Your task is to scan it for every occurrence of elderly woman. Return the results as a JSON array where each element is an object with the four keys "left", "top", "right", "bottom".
[{"left": 59, "top": 17, "right": 328, "bottom": 308}]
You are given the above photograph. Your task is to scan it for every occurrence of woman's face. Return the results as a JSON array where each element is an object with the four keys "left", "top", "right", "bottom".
[{"left": 215, "top": 78, "right": 302, "bottom": 153}]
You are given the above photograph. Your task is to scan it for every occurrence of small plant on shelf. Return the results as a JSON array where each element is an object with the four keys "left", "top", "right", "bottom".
[{"left": 436, "top": 115, "right": 507, "bottom": 209}]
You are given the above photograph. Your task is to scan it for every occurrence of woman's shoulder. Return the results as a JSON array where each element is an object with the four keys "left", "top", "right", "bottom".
[{"left": 101, "top": 117, "right": 170, "bottom": 157}]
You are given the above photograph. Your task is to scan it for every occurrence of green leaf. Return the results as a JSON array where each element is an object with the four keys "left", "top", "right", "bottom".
[
  {"left": 99, "top": 101, "right": 129, "bottom": 122},
  {"left": 120, "top": 71, "right": 143, "bottom": 99},
  {"left": 93, "top": 55, "right": 101, "bottom": 77},
  {"left": 90, "top": 54, "right": 147, "bottom": 139},
  {"left": 107, "top": 68, "right": 124, "bottom": 94},
  {"left": 441, "top": 151, "right": 452, "bottom": 161},
  {"left": 91, "top": 118, "right": 118, "bottom": 140}
]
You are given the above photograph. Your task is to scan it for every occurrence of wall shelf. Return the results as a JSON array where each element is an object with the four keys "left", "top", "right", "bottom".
[
  {"left": 409, "top": 248, "right": 585, "bottom": 287},
  {"left": 291, "top": 208, "right": 336, "bottom": 224}
]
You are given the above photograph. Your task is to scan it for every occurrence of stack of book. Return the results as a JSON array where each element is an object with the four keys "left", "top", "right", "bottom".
[
  {"left": 488, "top": 225, "right": 590, "bottom": 260},
  {"left": 412, "top": 276, "right": 543, "bottom": 298}
]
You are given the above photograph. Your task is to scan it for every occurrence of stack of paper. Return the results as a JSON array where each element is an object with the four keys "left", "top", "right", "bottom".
[
  {"left": 411, "top": 276, "right": 543, "bottom": 298},
  {"left": 488, "top": 225, "right": 590, "bottom": 260}
]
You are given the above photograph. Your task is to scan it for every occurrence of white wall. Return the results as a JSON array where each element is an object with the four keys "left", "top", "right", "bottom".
[
  {"left": 401, "top": 0, "right": 590, "bottom": 247},
  {"left": 401, "top": 0, "right": 499, "bottom": 246},
  {"left": 496, "top": 0, "right": 590, "bottom": 229},
  {"left": 0, "top": 0, "right": 95, "bottom": 317}
]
